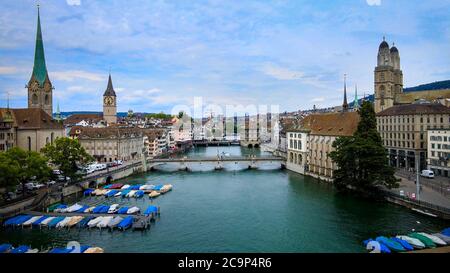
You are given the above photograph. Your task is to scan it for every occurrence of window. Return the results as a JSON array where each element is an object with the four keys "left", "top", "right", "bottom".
[
  {"left": 32, "top": 94, "right": 38, "bottom": 105},
  {"left": 27, "top": 136, "right": 32, "bottom": 151}
]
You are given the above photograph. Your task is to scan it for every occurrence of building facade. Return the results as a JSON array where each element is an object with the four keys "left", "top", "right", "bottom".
[
  {"left": 286, "top": 130, "right": 308, "bottom": 174},
  {"left": 376, "top": 102, "right": 450, "bottom": 171},
  {"left": 427, "top": 129, "right": 450, "bottom": 178},
  {"left": 70, "top": 127, "right": 144, "bottom": 162}
]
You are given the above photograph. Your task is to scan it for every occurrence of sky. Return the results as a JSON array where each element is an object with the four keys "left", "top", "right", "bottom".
[{"left": 0, "top": 0, "right": 449, "bottom": 115}]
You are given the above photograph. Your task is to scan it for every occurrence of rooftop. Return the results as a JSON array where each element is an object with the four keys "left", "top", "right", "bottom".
[{"left": 377, "top": 103, "right": 450, "bottom": 116}]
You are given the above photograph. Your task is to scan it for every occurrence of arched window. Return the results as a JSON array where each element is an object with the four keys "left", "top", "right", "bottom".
[
  {"left": 298, "top": 154, "right": 302, "bottom": 165},
  {"left": 32, "top": 94, "right": 38, "bottom": 105},
  {"left": 51, "top": 132, "right": 54, "bottom": 144},
  {"left": 46, "top": 137, "right": 49, "bottom": 144},
  {"left": 45, "top": 95, "right": 50, "bottom": 105},
  {"left": 27, "top": 136, "right": 32, "bottom": 151},
  {"left": 380, "top": 85, "right": 385, "bottom": 106},
  {"left": 299, "top": 141, "right": 302, "bottom": 150}
]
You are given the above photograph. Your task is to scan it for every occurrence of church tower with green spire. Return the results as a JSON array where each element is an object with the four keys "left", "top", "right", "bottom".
[{"left": 27, "top": 5, "right": 53, "bottom": 117}]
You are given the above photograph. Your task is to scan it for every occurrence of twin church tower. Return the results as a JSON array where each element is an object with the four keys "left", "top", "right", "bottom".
[{"left": 26, "top": 7, "right": 117, "bottom": 124}]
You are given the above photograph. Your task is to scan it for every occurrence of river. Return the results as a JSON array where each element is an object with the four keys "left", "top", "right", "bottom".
[{"left": 1, "top": 146, "right": 448, "bottom": 252}]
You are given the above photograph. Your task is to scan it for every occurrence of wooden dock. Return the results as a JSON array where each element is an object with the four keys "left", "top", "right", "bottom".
[
  {"left": 28, "top": 211, "right": 155, "bottom": 221},
  {"left": 408, "top": 246, "right": 450, "bottom": 253}
]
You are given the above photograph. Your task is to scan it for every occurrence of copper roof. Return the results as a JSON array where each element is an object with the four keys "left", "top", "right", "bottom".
[
  {"left": 0, "top": 108, "right": 63, "bottom": 130},
  {"left": 376, "top": 103, "right": 450, "bottom": 116},
  {"left": 296, "top": 112, "right": 360, "bottom": 136}
]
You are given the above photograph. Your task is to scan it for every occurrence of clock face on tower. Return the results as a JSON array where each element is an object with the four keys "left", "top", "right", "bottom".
[
  {"left": 31, "top": 81, "right": 39, "bottom": 92},
  {"left": 104, "top": 96, "right": 114, "bottom": 106}
]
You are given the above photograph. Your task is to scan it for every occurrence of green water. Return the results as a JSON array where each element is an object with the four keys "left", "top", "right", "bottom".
[{"left": 1, "top": 147, "right": 448, "bottom": 252}]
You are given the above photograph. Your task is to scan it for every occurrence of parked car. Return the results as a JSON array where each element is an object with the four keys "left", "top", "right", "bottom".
[
  {"left": 46, "top": 180, "right": 57, "bottom": 186},
  {"left": 115, "top": 160, "right": 123, "bottom": 165},
  {"left": 25, "top": 182, "right": 45, "bottom": 191},
  {"left": 420, "top": 170, "right": 434, "bottom": 178},
  {"left": 52, "top": 170, "right": 62, "bottom": 175}
]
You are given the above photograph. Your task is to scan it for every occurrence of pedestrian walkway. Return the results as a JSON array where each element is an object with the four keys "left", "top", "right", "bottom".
[{"left": 390, "top": 175, "right": 450, "bottom": 209}]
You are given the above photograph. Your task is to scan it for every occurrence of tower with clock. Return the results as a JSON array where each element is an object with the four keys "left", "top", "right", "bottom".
[
  {"left": 103, "top": 74, "right": 117, "bottom": 124},
  {"left": 27, "top": 6, "right": 53, "bottom": 117}
]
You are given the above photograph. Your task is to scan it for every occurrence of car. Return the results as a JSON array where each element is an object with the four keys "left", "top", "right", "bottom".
[
  {"left": 114, "top": 160, "right": 123, "bottom": 165},
  {"left": 53, "top": 170, "right": 62, "bottom": 175},
  {"left": 46, "top": 180, "right": 57, "bottom": 186},
  {"left": 420, "top": 170, "right": 434, "bottom": 178},
  {"left": 25, "top": 182, "right": 45, "bottom": 191}
]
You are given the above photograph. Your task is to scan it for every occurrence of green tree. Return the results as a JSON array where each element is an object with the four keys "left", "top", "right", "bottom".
[
  {"left": 41, "top": 137, "right": 94, "bottom": 183},
  {"left": 329, "top": 101, "right": 399, "bottom": 194},
  {"left": 0, "top": 147, "right": 52, "bottom": 194}
]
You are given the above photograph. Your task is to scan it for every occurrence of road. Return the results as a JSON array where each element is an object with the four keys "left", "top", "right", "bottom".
[{"left": 390, "top": 170, "right": 450, "bottom": 209}]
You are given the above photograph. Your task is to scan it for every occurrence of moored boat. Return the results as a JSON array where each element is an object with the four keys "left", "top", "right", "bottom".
[
  {"left": 67, "top": 216, "right": 84, "bottom": 228},
  {"left": 363, "top": 239, "right": 391, "bottom": 253},
  {"left": 87, "top": 217, "right": 104, "bottom": 228},
  {"left": 418, "top": 232, "right": 447, "bottom": 246},
  {"left": 0, "top": 244, "right": 13, "bottom": 253},
  {"left": 84, "top": 247, "right": 104, "bottom": 253},
  {"left": 144, "top": 205, "right": 158, "bottom": 216},
  {"left": 56, "top": 217, "right": 73, "bottom": 228},
  {"left": 390, "top": 237, "right": 414, "bottom": 251},
  {"left": 40, "top": 216, "right": 56, "bottom": 227},
  {"left": 22, "top": 216, "right": 43, "bottom": 227},
  {"left": 408, "top": 233, "right": 436, "bottom": 248},
  {"left": 32, "top": 215, "right": 50, "bottom": 227},
  {"left": 121, "top": 184, "right": 130, "bottom": 190},
  {"left": 78, "top": 216, "right": 95, "bottom": 228},
  {"left": 149, "top": 191, "right": 160, "bottom": 198},
  {"left": 117, "top": 216, "right": 133, "bottom": 230},
  {"left": 10, "top": 245, "right": 30, "bottom": 254},
  {"left": 117, "top": 206, "right": 129, "bottom": 214},
  {"left": 97, "top": 216, "right": 114, "bottom": 228},
  {"left": 134, "top": 190, "right": 144, "bottom": 198},
  {"left": 108, "top": 204, "right": 119, "bottom": 214},
  {"left": 396, "top": 235, "right": 425, "bottom": 249},
  {"left": 126, "top": 190, "right": 137, "bottom": 198},
  {"left": 107, "top": 216, "right": 124, "bottom": 229},
  {"left": 433, "top": 233, "right": 450, "bottom": 244},
  {"left": 127, "top": 206, "right": 140, "bottom": 214},
  {"left": 375, "top": 236, "right": 405, "bottom": 252}
]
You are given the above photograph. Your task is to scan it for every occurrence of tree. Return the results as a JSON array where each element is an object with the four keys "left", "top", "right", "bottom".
[
  {"left": 329, "top": 101, "right": 399, "bottom": 194},
  {"left": 0, "top": 147, "right": 52, "bottom": 194},
  {"left": 41, "top": 137, "right": 94, "bottom": 183}
]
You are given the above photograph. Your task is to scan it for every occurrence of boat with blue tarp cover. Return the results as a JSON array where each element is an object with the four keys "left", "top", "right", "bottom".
[
  {"left": 10, "top": 245, "right": 30, "bottom": 253},
  {"left": 117, "top": 216, "right": 133, "bottom": 230},
  {"left": 83, "top": 189, "right": 94, "bottom": 196},
  {"left": 121, "top": 189, "right": 131, "bottom": 197},
  {"left": 376, "top": 236, "right": 405, "bottom": 252},
  {"left": 47, "top": 217, "right": 65, "bottom": 228},
  {"left": 391, "top": 237, "right": 414, "bottom": 251},
  {"left": 117, "top": 207, "right": 129, "bottom": 214},
  {"left": 32, "top": 215, "right": 50, "bottom": 227},
  {"left": 49, "top": 247, "right": 74, "bottom": 253},
  {"left": 129, "top": 185, "right": 141, "bottom": 190},
  {"left": 363, "top": 239, "right": 391, "bottom": 253},
  {"left": 153, "top": 185, "right": 164, "bottom": 191},
  {"left": 100, "top": 206, "right": 110, "bottom": 213},
  {"left": 13, "top": 215, "right": 33, "bottom": 226},
  {"left": 106, "top": 190, "right": 118, "bottom": 197},
  {"left": 442, "top": 228, "right": 450, "bottom": 237},
  {"left": 0, "top": 244, "right": 12, "bottom": 253},
  {"left": 77, "top": 216, "right": 95, "bottom": 228},
  {"left": 134, "top": 190, "right": 144, "bottom": 198},
  {"left": 144, "top": 206, "right": 158, "bottom": 216}
]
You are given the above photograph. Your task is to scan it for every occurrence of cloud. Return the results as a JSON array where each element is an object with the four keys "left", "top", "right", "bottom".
[
  {"left": 66, "top": 0, "right": 81, "bottom": 6},
  {"left": 262, "top": 64, "right": 304, "bottom": 80},
  {"left": 51, "top": 70, "right": 104, "bottom": 82},
  {"left": 0, "top": 66, "right": 18, "bottom": 75},
  {"left": 366, "top": 0, "right": 381, "bottom": 6},
  {"left": 310, "top": 97, "right": 325, "bottom": 103}
]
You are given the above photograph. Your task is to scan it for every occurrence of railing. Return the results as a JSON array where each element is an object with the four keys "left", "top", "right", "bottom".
[
  {"left": 380, "top": 189, "right": 450, "bottom": 215},
  {"left": 395, "top": 169, "right": 450, "bottom": 197}
]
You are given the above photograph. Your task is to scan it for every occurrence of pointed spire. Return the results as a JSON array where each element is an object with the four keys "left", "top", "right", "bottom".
[
  {"left": 353, "top": 84, "right": 359, "bottom": 110},
  {"left": 103, "top": 73, "right": 117, "bottom": 97},
  {"left": 55, "top": 101, "right": 61, "bottom": 121},
  {"left": 342, "top": 74, "right": 348, "bottom": 112},
  {"left": 30, "top": 5, "right": 48, "bottom": 86},
  {"left": 6, "top": 91, "right": 10, "bottom": 109}
]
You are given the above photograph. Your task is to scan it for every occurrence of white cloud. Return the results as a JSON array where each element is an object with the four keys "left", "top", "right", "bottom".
[
  {"left": 66, "top": 0, "right": 81, "bottom": 6},
  {"left": 51, "top": 70, "right": 104, "bottom": 82},
  {"left": 310, "top": 97, "right": 325, "bottom": 103},
  {"left": 262, "top": 64, "right": 304, "bottom": 80},
  {"left": 0, "top": 66, "right": 18, "bottom": 75},
  {"left": 366, "top": 0, "right": 381, "bottom": 6}
]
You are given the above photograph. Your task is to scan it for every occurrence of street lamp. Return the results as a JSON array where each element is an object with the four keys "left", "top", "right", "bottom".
[{"left": 415, "top": 153, "right": 420, "bottom": 200}]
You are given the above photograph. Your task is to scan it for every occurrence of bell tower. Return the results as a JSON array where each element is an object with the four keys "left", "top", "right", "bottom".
[
  {"left": 27, "top": 5, "right": 53, "bottom": 117},
  {"left": 374, "top": 37, "right": 403, "bottom": 113},
  {"left": 103, "top": 74, "right": 117, "bottom": 124}
]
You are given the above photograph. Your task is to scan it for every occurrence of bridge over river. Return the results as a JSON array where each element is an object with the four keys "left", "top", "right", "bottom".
[{"left": 147, "top": 155, "right": 285, "bottom": 170}]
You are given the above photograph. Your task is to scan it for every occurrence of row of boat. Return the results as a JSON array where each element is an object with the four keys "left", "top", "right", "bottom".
[
  {"left": 0, "top": 243, "right": 104, "bottom": 254},
  {"left": 4, "top": 205, "right": 159, "bottom": 231},
  {"left": 83, "top": 184, "right": 173, "bottom": 199},
  {"left": 50, "top": 203, "right": 148, "bottom": 215},
  {"left": 364, "top": 228, "right": 450, "bottom": 253}
]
